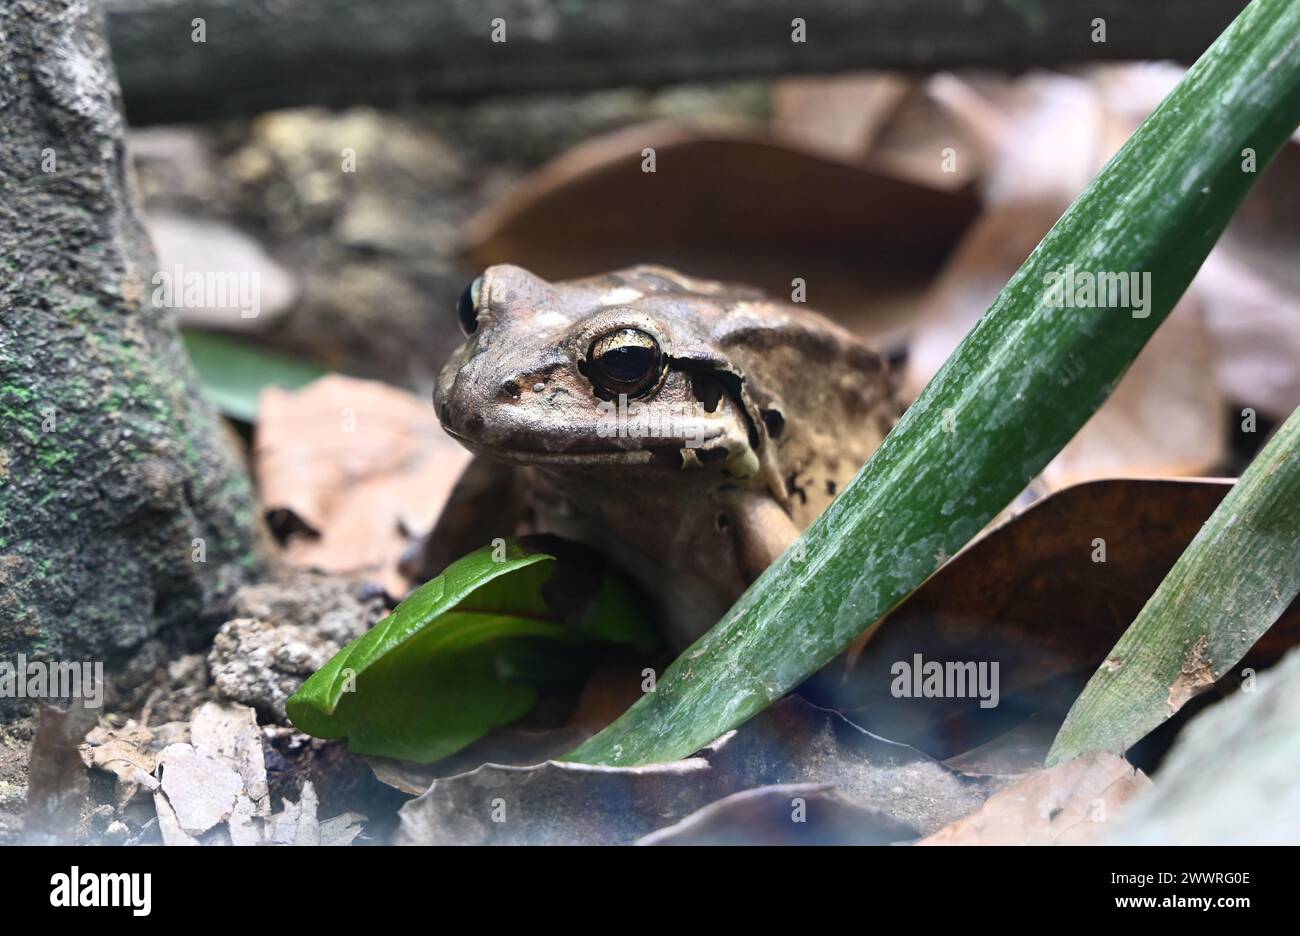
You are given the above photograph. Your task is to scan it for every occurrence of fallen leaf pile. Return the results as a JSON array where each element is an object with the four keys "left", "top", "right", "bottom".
[
  {"left": 395, "top": 696, "right": 995, "bottom": 845},
  {"left": 82, "top": 702, "right": 365, "bottom": 846}
]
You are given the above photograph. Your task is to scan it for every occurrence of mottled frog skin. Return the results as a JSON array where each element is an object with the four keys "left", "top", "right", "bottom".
[{"left": 435, "top": 264, "right": 896, "bottom": 646}]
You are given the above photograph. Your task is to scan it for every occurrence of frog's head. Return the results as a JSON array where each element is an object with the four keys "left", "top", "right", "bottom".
[{"left": 435, "top": 264, "right": 772, "bottom": 478}]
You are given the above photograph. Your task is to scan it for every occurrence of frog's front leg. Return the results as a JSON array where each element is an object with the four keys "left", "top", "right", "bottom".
[
  {"left": 723, "top": 492, "right": 801, "bottom": 586},
  {"left": 401, "top": 456, "right": 526, "bottom": 583}
]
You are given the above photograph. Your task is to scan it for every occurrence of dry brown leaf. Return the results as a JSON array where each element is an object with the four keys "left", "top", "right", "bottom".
[
  {"left": 906, "top": 69, "right": 1230, "bottom": 488},
  {"left": 637, "top": 783, "right": 919, "bottom": 846},
  {"left": 903, "top": 202, "right": 1226, "bottom": 488},
  {"left": 1090, "top": 69, "right": 1300, "bottom": 419},
  {"left": 864, "top": 80, "right": 985, "bottom": 190},
  {"left": 255, "top": 375, "right": 472, "bottom": 595},
  {"left": 396, "top": 696, "right": 985, "bottom": 844},
  {"left": 903, "top": 200, "right": 1065, "bottom": 399},
  {"left": 460, "top": 120, "right": 979, "bottom": 337},
  {"left": 23, "top": 704, "right": 97, "bottom": 844},
  {"left": 149, "top": 703, "right": 365, "bottom": 846},
  {"left": 156, "top": 743, "right": 245, "bottom": 835},
  {"left": 805, "top": 478, "right": 1300, "bottom": 761},
  {"left": 80, "top": 721, "right": 163, "bottom": 809},
  {"left": 918, "top": 752, "right": 1148, "bottom": 845},
  {"left": 1197, "top": 250, "right": 1300, "bottom": 419},
  {"left": 771, "top": 73, "right": 912, "bottom": 159}
]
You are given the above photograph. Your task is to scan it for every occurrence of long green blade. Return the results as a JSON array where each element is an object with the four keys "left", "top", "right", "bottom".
[
  {"left": 1048, "top": 406, "right": 1300, "bottom": 766},
  {"left": 569, "top": 0, "right": 1300, "bottom": 767}
]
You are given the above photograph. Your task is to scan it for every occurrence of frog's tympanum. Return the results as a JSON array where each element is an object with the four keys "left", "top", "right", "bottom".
[{"left": 434, "top": 264, "right": 896, "bottom": 646}]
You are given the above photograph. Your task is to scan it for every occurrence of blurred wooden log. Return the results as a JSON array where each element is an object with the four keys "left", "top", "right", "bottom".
[{"left": 106, "top": 0, "right": 1248, "bottom": 125}]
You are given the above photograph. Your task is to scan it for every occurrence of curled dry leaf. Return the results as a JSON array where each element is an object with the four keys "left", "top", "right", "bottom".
[
  {"left": 772, "top": 73, "right": 989, "bottom": 190},
  {"left": 461, "top": 120, "right": 979, "bottom": 337},
  {"left": 865, "top": 80, "right": 987, "bottom": 191},
  {"left": 770, "top": 74, "right": 913, "bottom": 161},
  {"left": 918, "top": 752, "right": 1149, "bottom": 846},
  {"left": 255, "top": 375, "right": 473, "bottom": 596},
  {"left": 637, "top": 783, "right": 918, "bottom": 846},
  {"left": 397, "top": 756, "right": 715, "bottom": 846},
  {"left": 23, "top": 704, "right": 97, "bottom": 844},
  {"left": 81, "top": 720, "right": 166, "bottom": 809},
  {"left": 804, "top": 479, "right": 1300, "bottom": 761},
  {"left": 929, "top": 72, "right": 1111, "bottom": 208},
  {"left": 703, "top": 696, "right": 992, "bottom": 835},
  {"left": 396, "top": 696, "right": 989, "bottom": 845},
  {"left": 365, "top": 727, "right": 593, "bottom": 797}
]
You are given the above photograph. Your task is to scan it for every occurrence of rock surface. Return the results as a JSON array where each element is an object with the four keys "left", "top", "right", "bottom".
[
  {"left": 208, "top": 574, "right": 384, "bottom": 721},
  {"left": 0, "top": 0, "right": 261, "bottom": 693}
]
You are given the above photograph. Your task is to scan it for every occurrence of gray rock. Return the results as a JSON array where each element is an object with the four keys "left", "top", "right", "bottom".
[
  {"left": 0, "top": 0, "right": 261, "bottom": 687},
  {"left": 209, "top": 618, "right": 340, "bottom": 724},
  {"left": 209, "top": 574, "right": 384, "bottom": 721}
]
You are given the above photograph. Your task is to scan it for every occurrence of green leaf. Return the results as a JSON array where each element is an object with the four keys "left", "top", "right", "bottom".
[
  {"left": 1047, "top": 406, "right": 1300, "bottom": 766},
  {"left": 286, "top": 537, "right": 657, "bottom": 763},
  {"left": 181, "top": 328, "right": 324, "bottom": 422},
  {"left": 567, "top": 0, "right": 1300, "bottom": 767}
]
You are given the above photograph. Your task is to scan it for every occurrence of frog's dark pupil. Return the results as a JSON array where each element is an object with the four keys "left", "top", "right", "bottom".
[
  {"left": 601, "top": 345, "right": 653, "bottom": 382},
  {"left": 457, "top": 281, "right": 479, "bottom": 336}
]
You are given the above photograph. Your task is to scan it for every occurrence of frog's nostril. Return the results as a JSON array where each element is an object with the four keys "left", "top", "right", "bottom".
[
  {"left": 500, "top": 380, "right": 521, "bottom": 401},
  {"left": 465, "top": 415, "right": 485, "bottom": 435}
]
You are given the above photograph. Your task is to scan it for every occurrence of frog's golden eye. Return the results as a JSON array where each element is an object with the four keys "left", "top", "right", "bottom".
[
  {"left": 457, "top": 276, "right": 483, "bottom": 337},
  {"left": 585, "top": 328, "right": 663, "bottom": 398}
]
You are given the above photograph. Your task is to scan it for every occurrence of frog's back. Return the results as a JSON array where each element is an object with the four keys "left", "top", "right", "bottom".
[{"left": 711, "top": 299, "right": 897, "bottom": 529}]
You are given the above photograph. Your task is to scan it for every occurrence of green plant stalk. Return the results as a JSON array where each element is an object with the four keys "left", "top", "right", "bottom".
[
  {"left": 1048, "top": 406, "right": 1300, "bottom": 766},
  {"left": 567, "top": 0, "right": 1300, "bottom": 767}
]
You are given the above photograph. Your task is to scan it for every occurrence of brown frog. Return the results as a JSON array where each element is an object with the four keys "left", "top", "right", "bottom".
[{"left": 432, "top": 264, "right": 896, "bottom": 647}]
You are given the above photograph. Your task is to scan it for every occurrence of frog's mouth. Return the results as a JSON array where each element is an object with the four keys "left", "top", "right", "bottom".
[{"left": 441, "top": 423, "right": 750, "bottom": 473}]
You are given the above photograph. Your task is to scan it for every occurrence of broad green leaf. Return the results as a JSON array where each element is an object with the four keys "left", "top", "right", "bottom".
[
  {"left": 181, "top": 328, "right": 324, "bottom": 422},
  {"left": 567, "top": 0, "right": 1300, "bottom": 767},
  {"left": 287, "top": 538, "right": 657, "bottom": 763},
  {"left": 1048, "top": 406, "right": 1300, "bottom": 766}
]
